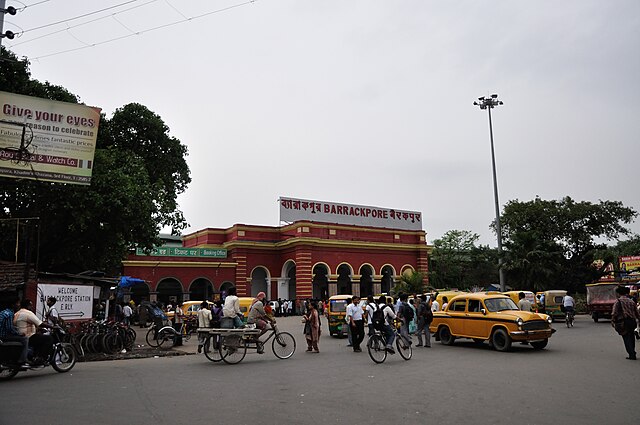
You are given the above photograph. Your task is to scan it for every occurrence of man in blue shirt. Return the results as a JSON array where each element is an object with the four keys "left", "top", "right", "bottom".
[{"left": 0, "top": 298, "right": 29, "bottom": 368}]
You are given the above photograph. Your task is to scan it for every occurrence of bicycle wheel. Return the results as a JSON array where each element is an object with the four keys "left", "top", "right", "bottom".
[
  {"left": 146, "top": 327, "right": 160, "bottom": 347},
  {"left": 204, "top": 335, "right": 222, "bottom": 362},
  {"left": 219, "top": 334, "right": 247, "bottom": 364},
  {"left": 71, "top": 334, "right": 85, "bottom": 358},
  {"left": 396, "top": 335, "right": 412, "bottom": 360},
  {"left": 102, "top": 332, "right": 123, "bottom": 354},
  {"left": 272, "top": 332, "right": 296, "bottom": 359},
  {"left": 367, "top": 335, "right": 387, "bottom": 364},
  {"left": 158, "top": 327, "right": 177, "bottom": 348},
  {"left": 51, "top": 343, "right": 76, "bottom": 373},
  {"left": 566, "top": 314, "right": 571, "bottom": 328},
  {"left": 124, "top": 328, "right": 136, "bottom": 350}
]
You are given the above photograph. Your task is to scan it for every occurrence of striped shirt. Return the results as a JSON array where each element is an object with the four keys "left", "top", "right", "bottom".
[{"left": 612, "top": 296, "right": 640, "bottom": 321}]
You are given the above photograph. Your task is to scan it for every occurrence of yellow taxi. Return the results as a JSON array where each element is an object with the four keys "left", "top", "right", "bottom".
[
  {"left": 429, "top": 292, "right": 555, "bottom": 351},
  {"left": 238, "top": 297, "right": 256, "bottom": 320},
  {"left": 166, "top": 300, "right": 213, "bottom": 319}
]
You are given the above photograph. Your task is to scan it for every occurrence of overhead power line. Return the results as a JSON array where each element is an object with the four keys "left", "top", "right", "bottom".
[
  {"left": 9, "top": 0, "right": 158, "bottom": 47},
  {"left": 19, "top": 0, "right": 143, "bottom": 34},
  {"left": 29, "top": 0, "right": 257, "bottom": 60}
]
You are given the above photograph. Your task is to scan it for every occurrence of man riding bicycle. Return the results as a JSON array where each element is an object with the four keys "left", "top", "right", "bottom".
[
  {"left": 377, "top": 295, "right": 397, "bottom": 354},
  {"left": 247, "top": 292, "right": 274, "bottom": 354},
  {"left": 563, "top": 291, "right": 576, "bottom": 320}
]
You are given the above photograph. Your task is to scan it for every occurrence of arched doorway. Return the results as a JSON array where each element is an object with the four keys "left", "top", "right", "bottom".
[
  {"left": 130, "top": 282, "right": 150, "bottom": 305},
  {"left": 337, "top": 263, "right": 352, "bottom": 295},
  {"left": 312, "top": 264, "right": 329, "bottom": 300},
  {"left": 156, "top": 278, "right": 183, "bottom": 306},
  {"left": 359, "top": 264, "right": 374, "bottom": 298},
  {"left": 278, "top": 261, "right": 296, "bottom": 300},
  {"left": 190, "top": 278, "right": 214, "bottom": 301},
  {"left": 219, "top": 281, "right": 235, "bottom": 298},
  {"left": 381, "top": 265, "right": 395, "bottom": 294},
  {"left": 251, "top": 267, "right": 269, "bottom": 297}
]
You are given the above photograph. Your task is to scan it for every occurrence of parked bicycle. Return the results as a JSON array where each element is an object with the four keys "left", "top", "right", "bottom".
[
  {"left": 146, "top": 316, "right": 198, "bottom": 349},
  {"left": 367, "top": 320, "right": 412, "bottom": 364}
]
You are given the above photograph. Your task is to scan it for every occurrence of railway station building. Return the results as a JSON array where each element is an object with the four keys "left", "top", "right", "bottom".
[{"left": 122, "top": 198, "right": 431, "bottom": 305}]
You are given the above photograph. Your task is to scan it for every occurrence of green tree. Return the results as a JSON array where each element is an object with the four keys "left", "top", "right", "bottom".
[
  {"left": 0, "top": 47, "right": 191, "bottom": 273},
  {"left": 392, "top": 269, "right": 426, "bottom": 295},
  {"left": 429, "top": 230, "right": 499, "bottom": 289},
  {"left": 499, "top": 196, "right": 637, "bottom": 292}
]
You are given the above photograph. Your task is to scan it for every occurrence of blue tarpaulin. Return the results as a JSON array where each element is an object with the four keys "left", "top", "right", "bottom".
[{"left": 119, "top": 276, "right": 146, "bottom": 288}]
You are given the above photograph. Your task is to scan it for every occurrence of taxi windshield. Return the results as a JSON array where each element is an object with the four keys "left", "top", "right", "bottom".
[{"left": 484, "top": 298, "right": 519, "bottom": 312}]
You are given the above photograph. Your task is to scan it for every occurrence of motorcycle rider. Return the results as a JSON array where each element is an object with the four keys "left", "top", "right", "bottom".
[
  {"left": 13, "top": 299, "right": 53, "bottom": 363},
  {"left": 0, "top": 298, "right": 29, "bottom": 369}
]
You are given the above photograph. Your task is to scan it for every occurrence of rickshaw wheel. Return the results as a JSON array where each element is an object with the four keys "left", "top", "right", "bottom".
[{"left": 219, "top": 334, "right": 247, "bottom": 364}]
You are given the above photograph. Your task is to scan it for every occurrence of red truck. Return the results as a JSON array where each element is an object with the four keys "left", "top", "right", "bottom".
[{"left": 586, "top": 282, "right": 618, "bottom": 322}]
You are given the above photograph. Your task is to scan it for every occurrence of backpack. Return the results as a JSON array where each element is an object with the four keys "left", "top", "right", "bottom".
[
  {"left": 372, "top": 304, "right": 387, "bottom": 331},
  {"left": 401, "top": 302, "right": 414, "bottom": 322}
]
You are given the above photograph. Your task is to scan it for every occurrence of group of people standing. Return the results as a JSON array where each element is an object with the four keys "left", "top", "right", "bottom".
[{"left": 343, "top": 293, "right": 436, "bottom": 354}]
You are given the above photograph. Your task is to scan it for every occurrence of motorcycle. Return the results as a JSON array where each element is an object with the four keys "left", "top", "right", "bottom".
[{"left": 0, "top": 326, "right": 77, "bottom": 380}]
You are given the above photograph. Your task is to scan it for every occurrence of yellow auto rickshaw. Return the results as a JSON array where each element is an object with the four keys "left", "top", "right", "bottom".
[
  {"left": 327, "top": 294, "right": 353, "bottom": 337},
  {"left": 543, "top": 290, "right": 567, "bottom": 322},
  {"left": 502, "top": 291, "right": 537, "bottom": 311}
]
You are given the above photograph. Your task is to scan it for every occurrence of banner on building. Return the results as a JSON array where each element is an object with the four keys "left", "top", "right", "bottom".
[
  {"left": 279, "top": 196, "right": 423, "bottom": 231},
  {"left": 136, "top": 246, "right": 228, "bottom": 258},
  {"left": 0, "top": 91, "right": 101, "bottom": 185},
  {"left": 620, "top": 255, "right": 640, "bottom": 281}
]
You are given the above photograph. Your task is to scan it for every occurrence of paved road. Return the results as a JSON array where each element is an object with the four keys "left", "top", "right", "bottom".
[{"left": 1, "top": 315, "right": 636, "bottom": 425}]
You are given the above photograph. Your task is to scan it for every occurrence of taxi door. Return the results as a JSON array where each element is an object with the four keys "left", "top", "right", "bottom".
[
  {"left": 446, "top": 299, "right": 467, "bottom": 336},
  {"left": 464, "top": 299, "right": 490, "bottom": 339}
]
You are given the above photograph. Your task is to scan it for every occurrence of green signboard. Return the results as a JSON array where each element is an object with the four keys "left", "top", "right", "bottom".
[{"left": 136, "top": 246, "right": 227, "bottom": 258}]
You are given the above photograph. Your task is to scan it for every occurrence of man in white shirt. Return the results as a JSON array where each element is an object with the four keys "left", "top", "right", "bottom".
[
  {"left": 346, "top": 296, "right": 364, "bottom": 352},
  {"left": 365, "top": 295, "right": 377, "bottom": 337},
  {"left": 518, "top": 292, "right": 533, "bottom": 312},
  {"left": 222, "top": 287, "right": 244, "bottom": 328},
  {"left": 563, "top": 291, "right": 575, "bottom": 316},
  {"left": 122, "top": 302, "right": 133, "bottom": 326},
  {"left": 196, "top": 301, "right": 212, "bottom": 353},
  {"left": 431, "top": 298, "right": 440, "bottom": 312},
  {"left": 45, "top": 297, "right": 60, "bottom": 326}
]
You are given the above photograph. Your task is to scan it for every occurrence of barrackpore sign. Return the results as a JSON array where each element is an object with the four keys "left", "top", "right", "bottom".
[{"left": 279, "top": 197, "right": 423, "bottom": 231}]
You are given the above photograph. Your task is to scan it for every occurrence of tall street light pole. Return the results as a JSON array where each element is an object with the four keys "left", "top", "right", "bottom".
[{"left": 474, "top": 94, "right": 506, "bottom": 291}]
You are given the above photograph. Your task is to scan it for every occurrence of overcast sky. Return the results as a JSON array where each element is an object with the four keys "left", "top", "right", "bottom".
[{"left": 4, "top": 0, "right": 640, "bottom": 246}]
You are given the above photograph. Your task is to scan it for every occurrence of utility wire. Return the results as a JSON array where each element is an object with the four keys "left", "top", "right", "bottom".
[
  {"left": 30, "top": 0, "right": 256, "bottom": 60},
  {"left": 16, "top": 0, "right": 51, "bottom": 11},
  {"left": 9, "top": 0, "right": 158, "bottom": 47},
  {"left": 19, "top": 0, "right": 142, "bottom": 34}
]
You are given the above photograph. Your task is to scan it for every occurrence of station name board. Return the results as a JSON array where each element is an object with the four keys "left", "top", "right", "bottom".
[{"left": 279, "top": 196, "right": 422, "bottom": 231}]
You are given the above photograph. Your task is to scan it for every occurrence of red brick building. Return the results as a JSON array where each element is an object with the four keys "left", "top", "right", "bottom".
[{"left": 122, "top": 220, "right": 430, "bottom": 305}]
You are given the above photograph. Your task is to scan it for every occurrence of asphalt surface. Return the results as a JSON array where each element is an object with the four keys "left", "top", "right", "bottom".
[{"left": 1, "top": 315, "right": 637, "bottom": 425}]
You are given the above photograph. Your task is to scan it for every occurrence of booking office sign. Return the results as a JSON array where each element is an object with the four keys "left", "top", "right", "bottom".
[{"left": 0, "top": 91, "right": 101, "bottom": 185}]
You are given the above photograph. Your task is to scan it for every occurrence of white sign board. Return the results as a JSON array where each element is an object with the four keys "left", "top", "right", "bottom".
[
  {"left": 279, "top": 197, "right": 423, "bottom": 231},
  {"left": 36, "top": 283, "right": 94, "bottom": 320}
]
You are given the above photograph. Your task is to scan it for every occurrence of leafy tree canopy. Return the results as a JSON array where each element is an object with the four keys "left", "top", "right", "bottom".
[
  {"left": 0, "top": 47, "right": 191, "bottom": 274},
  {"left": 429, "top": 230, "right": 499, "bottom": 290},
  {"left": 499, "top": 196, "right": 637, "bottom": 292}
]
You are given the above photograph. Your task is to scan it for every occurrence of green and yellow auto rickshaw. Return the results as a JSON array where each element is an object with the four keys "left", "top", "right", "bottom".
[
  {"left": 327, "top": 294, "right": 352, "bottom": 337},
  {"left": 543, "top": 290, "right": 567, "bottom": 322}
]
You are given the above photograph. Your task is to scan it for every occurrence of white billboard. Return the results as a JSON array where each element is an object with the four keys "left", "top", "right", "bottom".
[
  {"left": 36, "top": 283, "right": 94, "bottom": 321},
  {"left": 279, "top": 197, "right": 423, "bottom": 231}
]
